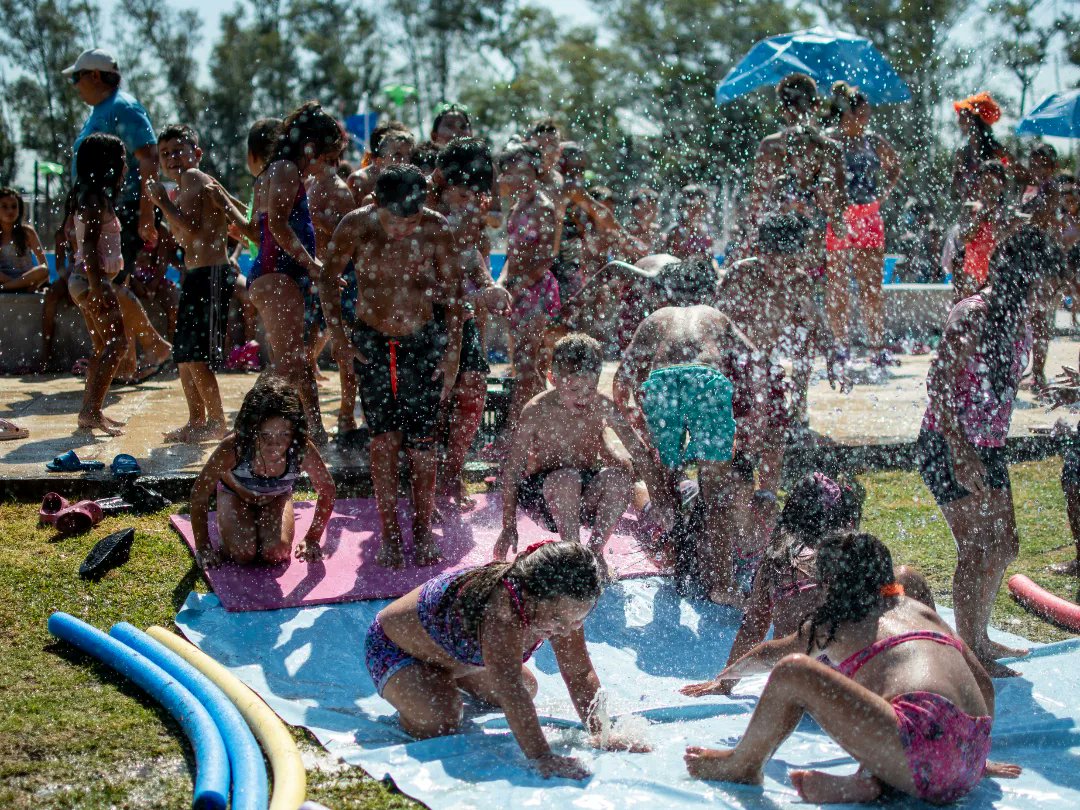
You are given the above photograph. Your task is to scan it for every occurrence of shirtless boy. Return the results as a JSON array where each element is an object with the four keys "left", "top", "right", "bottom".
[
  {"left": 614, "top": 258, "right": 768, "bottom": 602},
  {"left": 347, "top": 121, "right": 415, "bottom": 205},
  {"left": 322, "top": 165, "right": 462, "bottom": 569},
  {"left": 306, "top": 142, "right": 360, "bottom": 434},
  {"left": 148, "top": 124, "right": 234, "bottom": 442},
  {"left": 496, "top": 334, "right": 666, "bottom": 577},
  {"left": 431, "top": 137, "right": 512, "bottom": 506}
]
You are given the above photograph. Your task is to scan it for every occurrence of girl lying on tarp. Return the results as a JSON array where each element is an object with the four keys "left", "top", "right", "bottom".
[{"left": 365, "top": 540, "right": 649, "bottom": 779}]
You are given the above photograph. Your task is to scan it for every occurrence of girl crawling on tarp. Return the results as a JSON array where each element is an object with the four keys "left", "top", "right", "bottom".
[
  {"left": 365, "top": 540, "right": 649, "bottom": 779},
  {"left": 683, "top": 531, "right": 1021, "bottom": 804}
]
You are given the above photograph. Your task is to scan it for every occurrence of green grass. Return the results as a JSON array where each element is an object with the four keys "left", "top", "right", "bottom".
[{"left": 2, "top": 462, "right": 1078, "bottom": 807}]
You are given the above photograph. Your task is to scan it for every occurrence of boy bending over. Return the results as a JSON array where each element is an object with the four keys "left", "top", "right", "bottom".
[{"left": 496, "top": 334, "right": 665, "bottom": 577}]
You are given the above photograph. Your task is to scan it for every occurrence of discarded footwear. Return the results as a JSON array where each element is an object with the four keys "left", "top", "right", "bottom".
[
  {"left": 39, "top": 492, "right": 71, "bottom": 525},
  {"left": 54, "top": 500, "right": 105, "bottom": 536},
  {"left": 0, "top": 418, "right": 28, "bottom": 441},
  {"left": 46, "top": 450, "right": 105, "bottom": 473},
  {"left": 109, "top": 453, "right": 141, "bottom": 478},
  {"left": 79, "top": 527, "right": 135, "bottom": 580},
  {"left": 123, "top": 479, "right": 171, "bottom": 514},
  {"left": 95, "top": 496, "right": 134, "bottom": 516}
]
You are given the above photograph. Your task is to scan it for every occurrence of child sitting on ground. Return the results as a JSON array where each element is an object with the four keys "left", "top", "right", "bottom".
[
  {"left": 189, "top": 376, "right": 336, "bottom": 569},
  {"left": 0, "top": 187, "right": 49, "bottom": 292},
  {"left": 496, "top": 334, "right": 666, "bottom": 577},
  {"left": 682, "top": 472, "right": 932, "bottom": 697},
  {"left": 683, "top": 532, "right": 1020, "bottom": 805},
  {"left": 367, "top": 540, "right": 649, "bottom": 779}
]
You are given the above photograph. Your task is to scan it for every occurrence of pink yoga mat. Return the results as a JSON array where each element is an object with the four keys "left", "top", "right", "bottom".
[{"left": 170, "top": 493, "right": 662, "bottom": 611}]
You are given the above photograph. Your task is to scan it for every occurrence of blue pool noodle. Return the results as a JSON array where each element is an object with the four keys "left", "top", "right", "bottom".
[
  {"left": 110, "top": 622, "right": 269, "bottom": 810},
  {"left": 47, "top": 612, "right": 229, "bottom": 810}
]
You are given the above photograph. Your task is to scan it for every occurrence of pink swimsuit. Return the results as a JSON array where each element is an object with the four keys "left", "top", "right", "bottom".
[
  {"left": 835, "top": 630, "right": 992, "bottom": 804},
  {"left": 506, "top": 204, "right": 561, "bottom": 331}
]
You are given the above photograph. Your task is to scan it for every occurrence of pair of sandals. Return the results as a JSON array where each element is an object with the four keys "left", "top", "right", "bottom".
[
  {"left": 46, "top": 451, "right": 141, "bottom": 476},
  {"left": 39, "top": 493, "right": 108, "bottom": 536},
  {"left": 39, "top": 493, "right": 137, "bottom": 578}
]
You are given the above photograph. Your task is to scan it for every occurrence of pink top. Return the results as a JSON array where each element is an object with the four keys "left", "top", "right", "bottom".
[
  {"left": 74, "top": 212, "right": 124, "bottom": 279},
  {"left": 922, "top": 295, "right": 1031, "bottom": 448}
]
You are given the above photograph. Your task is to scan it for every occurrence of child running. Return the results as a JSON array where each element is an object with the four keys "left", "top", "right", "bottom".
[
  {"left": 189, "top": 376, "right": 335, "bottom": 569},
  {"left": 918, "top": 226, "right": 1062, "bottom": 676},
  {"left": 496, "top": 334, "right": 664, "bottom": 577},
  {"left": 684, "top": 532, "right": 1020, "bottom": 804},
  {"left": 366, "top": 540, "right": 648, "bottom": 778},
  {"left": 0, "top": 187, "right": 49, "bottom": 292},
  {"left": 148, "top": 124, "right": 235, "bottom": 442}
]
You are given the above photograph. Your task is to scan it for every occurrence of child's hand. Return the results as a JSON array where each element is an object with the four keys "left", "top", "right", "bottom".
[
  {"left": 591, "top": 732, "right": 651, "bottom": 753},
  {"left": 534, "top": 753, "right": 590, "bottom": 780},
  {"left": 494, "top": 526, "right": 518, "bottom": 560},
  {"left": 984, "top": 760, "right": 1022, "bottom": 779},
  {"left": 195, "top": 545, "right": 224, "bottom": 570},
  {"left": 481, "top": 285, "right": 512, "bottom": 315},
  {"left": 295, "top": 538, "right": 323, "bottom": 563},
  {"left": 679, "top": 678, "right": 735, "bottom": 698}
]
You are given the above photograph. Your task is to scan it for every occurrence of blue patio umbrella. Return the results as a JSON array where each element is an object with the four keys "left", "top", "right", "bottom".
[
  {"left": 715, "top": 27, "right": 911, "bottom": 106},
  {"left": 1016, "top": 90, "right": 1080, "bottom": 139}
]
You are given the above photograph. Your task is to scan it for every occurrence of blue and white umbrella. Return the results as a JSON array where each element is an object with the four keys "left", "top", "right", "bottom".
[
  {"left": 715, "top": 27, "right": 911, "bottom": 106},
  {"left": 1016, "top": 90, "right": 1080, "bottom": 139}
]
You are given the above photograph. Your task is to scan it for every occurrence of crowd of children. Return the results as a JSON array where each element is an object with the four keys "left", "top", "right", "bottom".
[{"left": 22, "top": 51, "right": 1080, "bottom": 801}]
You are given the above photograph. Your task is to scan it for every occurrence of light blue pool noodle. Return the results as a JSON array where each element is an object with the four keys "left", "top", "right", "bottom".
[
  {"left": 111, "top": 622, "right": 269, "bottom": 810},
  {"left": 47, "top": 612, "right": 229, "bottom": 810}
]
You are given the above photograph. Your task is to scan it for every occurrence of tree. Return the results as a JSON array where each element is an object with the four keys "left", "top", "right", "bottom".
[
  {"left": 0, "top": 94, "right": 17, "bottom": 185},
  {"left": 987, "top": 0, "right": 1063, "bottom": 115}
]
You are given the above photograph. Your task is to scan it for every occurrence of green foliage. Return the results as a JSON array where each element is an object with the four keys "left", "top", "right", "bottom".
[{"left": 986, "top": 0, "right": 1068, "bottom": 114}]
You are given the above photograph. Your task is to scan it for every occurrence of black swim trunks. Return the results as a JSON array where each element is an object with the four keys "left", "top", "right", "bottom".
[
  {"left": 172, "top": 263, "right": 235, "bottom": 367},
  {"left": 458, "top": 315, "right": 490, "bottom": 374},
  {"left": 1061, "top": 426, "right": 1080, "bottom": 488},
  {"left": 352, "top": 316, "right": 447, "bottom": 448},
  {"left": 517, "top": 468, "right": 602, "bottom": 533},
  {"left": 917, "top": 428, "right": 1011, "bottom": 506}
]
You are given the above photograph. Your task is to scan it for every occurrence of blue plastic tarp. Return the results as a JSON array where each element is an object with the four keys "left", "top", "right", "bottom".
[
  {"left": 716, "top": 27, "right": 911, "bottom": 106},
  {"left": 1017, "top": 90, "right": 1080, "bottom": 139}
]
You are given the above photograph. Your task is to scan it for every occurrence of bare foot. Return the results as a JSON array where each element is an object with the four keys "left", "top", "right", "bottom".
[
  {"left": 987, "top": 640, "right": 1029, "bottom": 660},
  {"left": 102, "top": 413, "right": 126, "bottom": 427},
  {"left": 164, "top": 422, "right": 209, "bottom": 443},
  {"left": 790, "top": 769, "right": 883, "bottom": 804},
  {"left": 684, "top": 746, "right": 762, "bottom": 784},
  {"left": 78, "top": 412, "right": 124, "bottom": 436},
  {"left": 1050, "top": 559, "right": 1080, "bottom": 576},
  {"left": 413, "top": 530, "right": 443, "bottom": 567},
  {"left": 438, "top": 479, "right": 476, "bottom": 514},
  {"left": 314, "top": 369, "right": 330, "bottom": 382},
  {"left": 375, "top": 538, "right": 406, "bottom": 569}
]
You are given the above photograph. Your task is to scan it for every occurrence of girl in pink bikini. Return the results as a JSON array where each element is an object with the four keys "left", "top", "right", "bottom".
[{"left": 684, "top": 532, "right": 1021, "bottom": 804}]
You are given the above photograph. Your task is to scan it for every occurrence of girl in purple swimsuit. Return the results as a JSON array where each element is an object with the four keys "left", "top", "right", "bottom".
[
  {"left": 684, "top": 532, "right": 1021, "bottom": 805},
  {"left": 365, "top": 541, "right": 649, "bottom": 780}
]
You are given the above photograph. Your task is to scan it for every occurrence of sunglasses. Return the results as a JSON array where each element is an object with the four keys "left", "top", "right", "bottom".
[{"left": 69, "top": 71, "right": 84, "bottom": 85}]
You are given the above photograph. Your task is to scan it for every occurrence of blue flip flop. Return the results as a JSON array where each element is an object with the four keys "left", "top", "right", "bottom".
[
  {"left": 109, "top": 453, "right": 142, "bottom": 478},
  {"left": 45, "top": 450, "right": 106, "bottom": 472}
]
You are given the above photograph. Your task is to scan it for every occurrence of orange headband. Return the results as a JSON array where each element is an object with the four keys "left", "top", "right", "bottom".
[
  {"left": 953, "top": 92, "right": 1001, "bottom": 126},
  {"left": 880, "top": 583, "right": 905, "bottom": 598}
]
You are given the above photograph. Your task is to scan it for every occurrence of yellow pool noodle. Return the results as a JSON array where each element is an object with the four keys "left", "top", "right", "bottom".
[{"left": 147, "top": 625, "right": 306, "bottom": 810}]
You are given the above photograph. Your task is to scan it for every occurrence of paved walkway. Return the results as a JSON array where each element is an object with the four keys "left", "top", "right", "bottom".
[{"left": 2, "top": 338, "right": 1076, "bottom": 487}]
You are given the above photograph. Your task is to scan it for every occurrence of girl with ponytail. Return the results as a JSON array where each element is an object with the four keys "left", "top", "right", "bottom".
[
  {"left": 365, "top": 541, "right": 648, "bottom": 778},
  {"left": 684, "top": 532, "right": 1019, "bottom": 804}
]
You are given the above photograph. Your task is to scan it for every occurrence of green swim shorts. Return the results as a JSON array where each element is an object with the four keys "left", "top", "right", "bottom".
[{"left": 639, "top": 365, "right": 735, "bottom": 469}]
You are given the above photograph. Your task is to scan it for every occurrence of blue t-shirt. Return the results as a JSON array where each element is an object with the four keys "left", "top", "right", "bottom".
[{"left": 72, "top": 90, "right": 156, "bottom": 205}]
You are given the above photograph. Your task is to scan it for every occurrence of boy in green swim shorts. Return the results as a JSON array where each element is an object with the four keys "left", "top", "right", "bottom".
[{"left": 614, "top": 257, "right": 769, "bottom": 604}]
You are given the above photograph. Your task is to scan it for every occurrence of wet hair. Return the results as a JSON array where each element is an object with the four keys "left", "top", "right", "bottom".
[
  {"left": 777, "top": 73, "right": 818, "bottom": 115},
  {"left": 438, "top": 541, "right": 603, "bottom": 641},
  {"left": 525, "top": 116, "right": 561, "bottom": 139},
  {"left": 336, "top": 160, "right": 355, "bottom": 181},
  {"left": 978, "top": 159, "right": 1007, "bottom": 187},
  {"left": 981, "top": 226, "right": 1065, "bottom": 397},
  {"left": 158, "top": 123, "right": 199, "bottom": 148},
  {"left": 1029, "top": 143, "right": 1057, "bottom": 165},
  {"left": 431, "top": 103, "right": 471, "bottom": 137},
  {"left": 801, "top": 532, "right": 894, "bottom": 652},
  {"left": 551, "top": 332, "right": 603, "bottom": 376},
  {"left": 437, "top": 137, "right": 494, "bottom": 193},
  {"left": 374, "top": 164, "right": 428, "bottom": 217},
  {"left": 370, "top": 121, "right": 414, "bottom": 157},
  {"left": 273, "top": 101, "right": 347, "bottom": 164},
  {"left": 247, "top": 118, "right": 283, "bottom": 166},
  {"left": 629, "top": 186, "right": 659, "bottom": 206},
  {"left": 558, "top": 141, "right": 587, "bottom": 175},
  {"left": 772, "top": 472, "right": 865, "bottom": 555},
  {"left": 74, "top": 133, "right": 126, "bottom": 208},
  {"left": 658, "top": 256, "right": 717, "bottom": 305},
  {"left": 965, "top": 114, "right": 1004, "bottom": 164},
  {"left": 0, "top": 187, "right": 29, "bottom": 255},
  {"left": 498, "top": 141, "right": 542, "bottom": 175},
  {"left": 232, "top": 375, "right": 308, "bottom": 469},
  {"left": 825, "top": 81, "right": 868, "bottom": 126},
  {"left": 410, "top": 140, "right": 442, "bottom": 174},
  {"left": 758, "top": 213, "right": 808, "bottom": 254}
]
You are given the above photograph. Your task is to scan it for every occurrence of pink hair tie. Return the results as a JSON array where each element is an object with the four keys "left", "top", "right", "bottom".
[
  {"left": 813, "top": 472, "right": 842, "bottom": 508},
  {"left": 520, "top": 540, "right": 556, "bottom": 558}
]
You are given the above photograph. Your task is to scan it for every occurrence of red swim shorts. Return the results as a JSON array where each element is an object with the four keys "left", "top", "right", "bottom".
[{"left": 825, "top": 201, "right": 885, "bottom": 252}]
